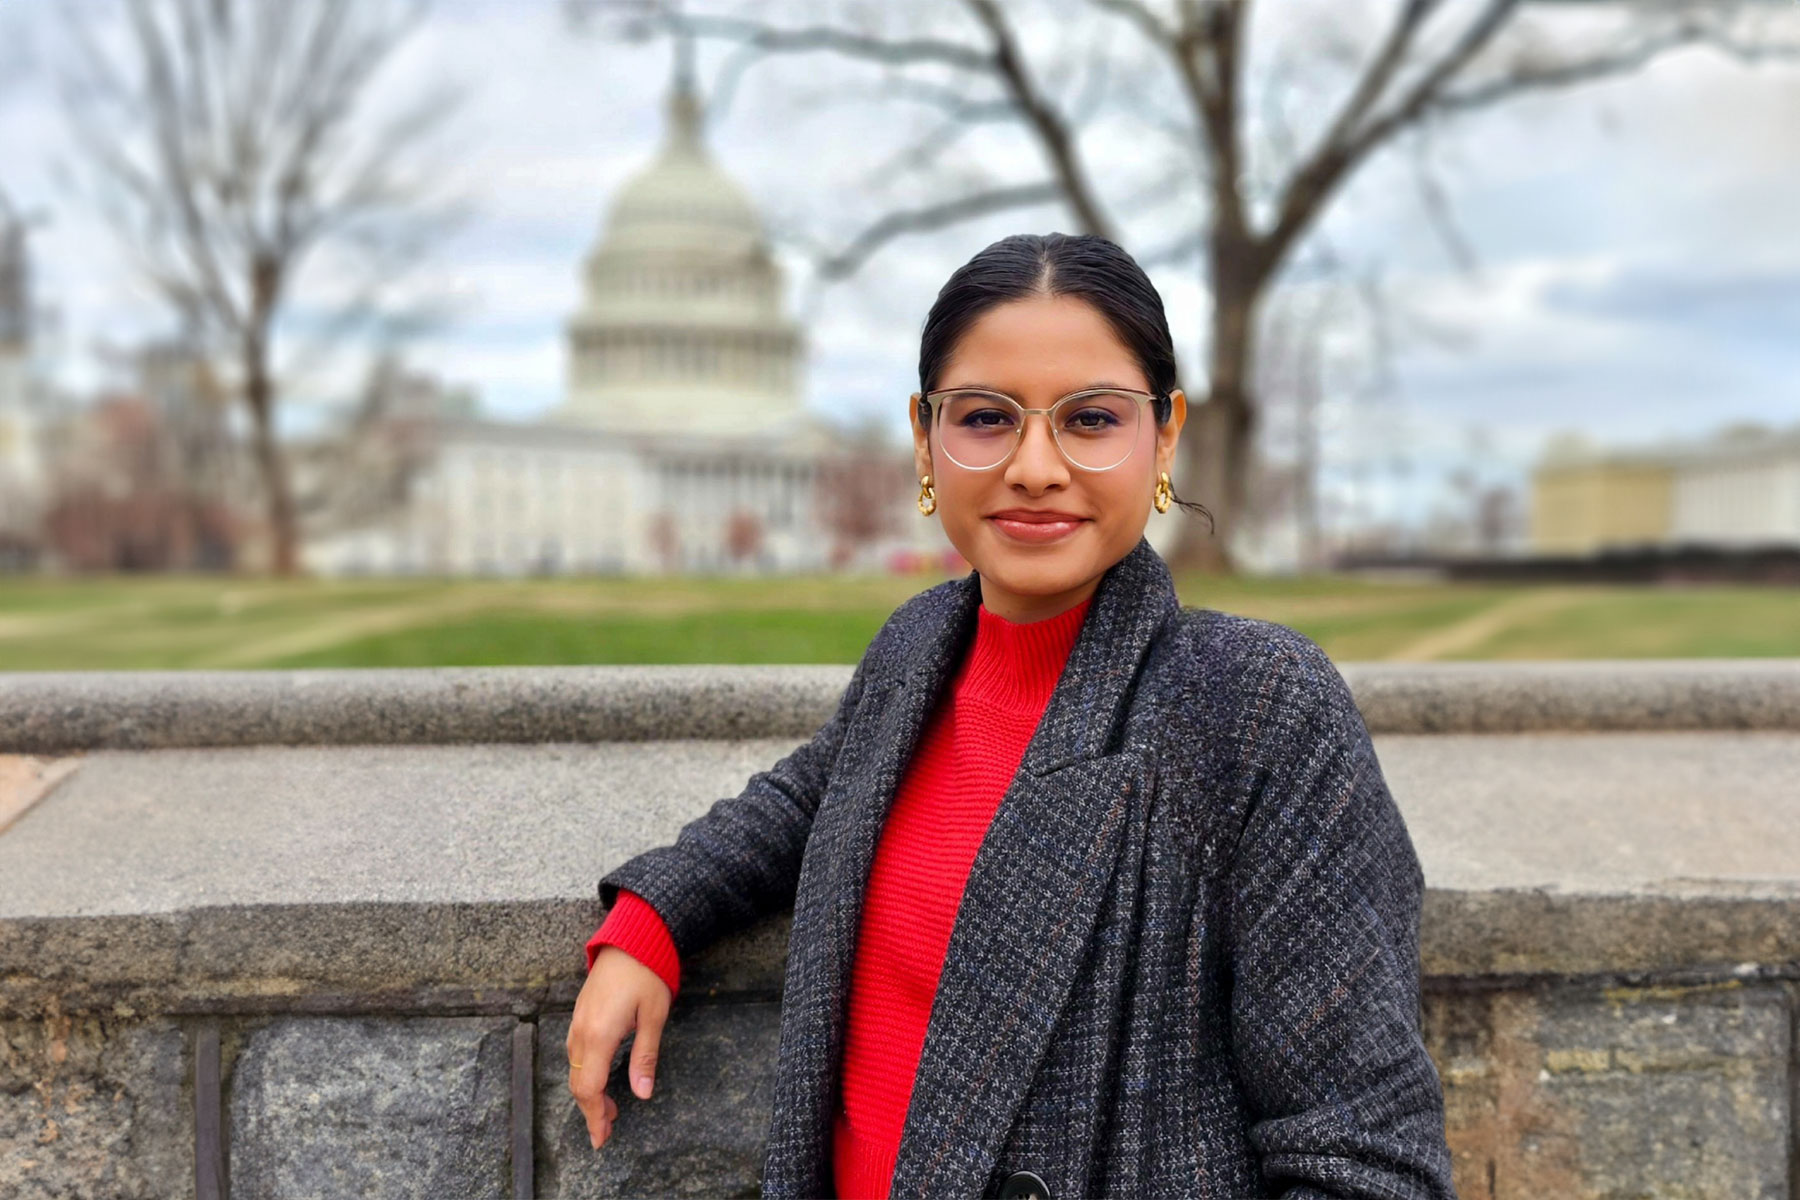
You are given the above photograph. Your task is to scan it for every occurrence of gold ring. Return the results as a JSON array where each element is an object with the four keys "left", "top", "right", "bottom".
[{"left": 569, "top": 1061, "right": 583, "bottom": 1070}]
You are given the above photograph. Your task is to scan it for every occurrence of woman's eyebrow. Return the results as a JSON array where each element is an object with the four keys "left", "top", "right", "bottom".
[{"left": 940, "top": 380, "right": 1137, "bottom": 392}]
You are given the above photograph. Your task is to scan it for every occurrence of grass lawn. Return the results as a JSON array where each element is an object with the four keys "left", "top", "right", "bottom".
[{"left": 1, "top": 570, "right": 1797, "bottom": 670}]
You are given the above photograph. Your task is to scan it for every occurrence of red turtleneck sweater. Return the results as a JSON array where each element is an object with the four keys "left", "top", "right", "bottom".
[{"left": 585, "top": 593, "right": 1093, "bottom": 1199}]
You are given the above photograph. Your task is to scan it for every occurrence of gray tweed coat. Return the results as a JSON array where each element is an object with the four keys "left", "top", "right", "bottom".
[{"left": 598, "top": 534, "right": 1456, "bottom": 1199}]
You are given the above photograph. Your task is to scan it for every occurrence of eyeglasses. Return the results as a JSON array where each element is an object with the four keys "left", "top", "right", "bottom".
[{"left": 921, "top": 386, "right": 1157, "bottom": 472}]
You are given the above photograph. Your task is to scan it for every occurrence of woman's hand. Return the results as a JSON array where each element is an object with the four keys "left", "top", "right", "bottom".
[{"left": 567, "top": 944, "right": 673, "bottom": 1150}]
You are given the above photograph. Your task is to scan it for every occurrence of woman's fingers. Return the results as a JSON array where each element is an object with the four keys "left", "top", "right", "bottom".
[
  {"left": 568, "top": 1014, "right": 625, "bottom": 1148},
  {"left": 628, "top": 997, "right": 667, "bottom": 1100},
  {"left": 567, "top": 950, "right": 674, "bottom": 1152},
  {"left": 571, "top": 1062, "right": 610, "bottom": 1148}
]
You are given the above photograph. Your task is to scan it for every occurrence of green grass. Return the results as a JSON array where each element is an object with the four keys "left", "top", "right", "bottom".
[
  {"left": 1462, "top": 587, "right": 1800, "bottom": 660},
  {"left": 1, "top": 570, "right": 1797, "bottom": 670},
  {"left": 267, "top": 607, "right": 898, "bottom": 668}
]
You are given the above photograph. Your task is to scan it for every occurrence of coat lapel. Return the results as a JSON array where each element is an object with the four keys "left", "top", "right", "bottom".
[{"left": 760, "top": 535, "right": 1181, "bottom": 1199}]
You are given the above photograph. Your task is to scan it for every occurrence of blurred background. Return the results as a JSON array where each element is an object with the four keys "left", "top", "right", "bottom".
[{"left": 0, "top": 0, "right": 1796, "bottom": 669}]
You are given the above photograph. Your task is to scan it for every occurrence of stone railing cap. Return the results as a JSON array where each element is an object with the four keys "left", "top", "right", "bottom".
[{"left": 2, "top": 658, "right": 1798, "bottom": 753}]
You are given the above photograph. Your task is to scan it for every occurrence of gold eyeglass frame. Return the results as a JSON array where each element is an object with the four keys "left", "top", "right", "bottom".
[{"left": 920, "top": 386, "right": 1160, "bottom": 473}]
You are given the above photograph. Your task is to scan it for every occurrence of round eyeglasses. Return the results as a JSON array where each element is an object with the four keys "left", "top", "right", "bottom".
[{"left": 922, "top": 387, "right": 1157, "bottom": 472}]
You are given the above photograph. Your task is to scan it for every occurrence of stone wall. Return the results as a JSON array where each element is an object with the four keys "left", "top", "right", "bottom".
[{"left": 3, "top": 661, "right": 1798, "bottom": 1198}]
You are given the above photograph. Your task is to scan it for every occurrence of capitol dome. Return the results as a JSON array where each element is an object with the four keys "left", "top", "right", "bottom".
[
  {"left": 601, "top": 91, "right": 764, "bottom": 256},
  {"left": 562, "top": 56, "right": 805, "bottom": 439}
]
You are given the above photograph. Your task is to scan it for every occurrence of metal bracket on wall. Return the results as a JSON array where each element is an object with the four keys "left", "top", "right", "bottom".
[
  {"left": 512, "top": 1019, "right": 536, "bottom": 1199},
  {"left": 195, "top": 1021, "right": 226, "bottom": 1200}
]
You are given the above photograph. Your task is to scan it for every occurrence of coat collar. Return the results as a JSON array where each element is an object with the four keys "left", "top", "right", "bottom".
[
  {"left": 886, "top": 532, "right": 1181, "bottom": 770},
  {"left": 763, "top": 534, "right": 1182, "bottom": 1199}
]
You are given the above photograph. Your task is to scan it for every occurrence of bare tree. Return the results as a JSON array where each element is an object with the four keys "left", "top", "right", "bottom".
[
  {"left": 573, "top": 0, "right": 1793, "bottom": 572},
  {"left": 56, "top": 0, "right": 464, "bottom": 575},
  {"left": 1256, "top": 293, "right": 1328, "bottom": 571},
  {"left": 0, "top": 189, "right": 35, "bottom": 357}
]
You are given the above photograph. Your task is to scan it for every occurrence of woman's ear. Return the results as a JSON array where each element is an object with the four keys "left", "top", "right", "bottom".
[
  {"left": 910, "top": 392, "right": 933, "bottom": 479},
  {"left": 1158, "top": 389, "right": 1186, "bottom": 474}
]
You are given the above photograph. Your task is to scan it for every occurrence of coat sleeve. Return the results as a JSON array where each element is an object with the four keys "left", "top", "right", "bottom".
[
  {"left": 595, "top": 649, "right": 873, "bottom": 965},
  {"left": 585, "top": 888, "right": 682, "bottom": 998},
  {"left": 1222, "top": 629, "right": 1456, "bottom": 1200}
]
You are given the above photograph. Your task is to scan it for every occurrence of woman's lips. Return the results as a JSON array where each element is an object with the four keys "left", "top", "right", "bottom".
[{"left": 989, "top": 516, "right": 1087, "bottom": 543}]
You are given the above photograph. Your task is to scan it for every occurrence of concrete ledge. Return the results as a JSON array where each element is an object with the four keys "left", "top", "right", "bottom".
[
  {"left": 0, "top": 665, "right": 854, "bottom": 753},
  {"left": 1, "top": 723, "right": 1798, "bottom": 1017},
  {"left": 0, "top": 900, "right": 792, "bottom": 1019},
  {"left": 1344, "top": 658, "right": 1800, "bottom": 733},
  {"left": 7, "top": 889, "right": 1800, "bottom": 1021},
  {"left": 2, "top": 658, "right": 1798, "bottom": 752}
]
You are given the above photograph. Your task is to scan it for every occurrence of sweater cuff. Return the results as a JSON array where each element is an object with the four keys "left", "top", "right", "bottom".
[{"left": 585, "top": 888, "right": 681, "bottom": 999}]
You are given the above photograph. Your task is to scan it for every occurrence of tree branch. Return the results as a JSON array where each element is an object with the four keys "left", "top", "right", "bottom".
[
  {"left": 962, "top": 0, "right": 1118, "bottom": 239},
  {"left": 1308, "top": 0, "right": 1446, "bottom": 174},
  {"left": 1426, "top": 22, "right": 1800, "bottom": 116},
  {"left": 598, "top": 2, "right": 997, "bottom": 73},
  {"left": 816, "top": 181, "right": 1064, "bottom": 281},
  {"left": 1261, "top": 0, "right": 1518, "bottom": 272}
]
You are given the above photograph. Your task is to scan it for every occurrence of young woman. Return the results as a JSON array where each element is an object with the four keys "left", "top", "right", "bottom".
[{"left": 567, "top": 232, "right": 1455, "bottom": 1200}]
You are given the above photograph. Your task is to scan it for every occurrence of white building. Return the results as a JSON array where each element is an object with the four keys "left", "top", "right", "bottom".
[
  {"left": 310, "top": 414, "right": 852, "bottom": 576},
  {"left": 1528, "top": 421, "right": 1800, "bottom": 557},
  {"left": 307, "top": 53, "right": 945, "bottom": 578},
  {"left": 1669, "top": 423, "right": 1800, "bottom": 547}
]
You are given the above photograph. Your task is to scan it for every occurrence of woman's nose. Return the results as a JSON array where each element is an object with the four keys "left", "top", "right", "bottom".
[{"left": 1006, "top": 413, "right": 1070, "bottom": 480}]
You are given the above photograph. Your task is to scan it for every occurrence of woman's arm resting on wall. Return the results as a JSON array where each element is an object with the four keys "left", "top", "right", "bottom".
[
  {"left": 595, "top": 650, "right": 874, "bottom": 965},
  {"left": 1223, "top": 630, "right": 1456, "bottom": 1200}
]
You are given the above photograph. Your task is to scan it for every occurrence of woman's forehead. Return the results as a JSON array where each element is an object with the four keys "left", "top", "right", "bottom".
[{"left": 941, "top": 297, "right": 1146, "bottom": 390}]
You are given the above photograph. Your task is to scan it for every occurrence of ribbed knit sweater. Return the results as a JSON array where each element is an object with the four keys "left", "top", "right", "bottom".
[{"left": 585, "top": 593, "right": 1093, "bottom": 1198}]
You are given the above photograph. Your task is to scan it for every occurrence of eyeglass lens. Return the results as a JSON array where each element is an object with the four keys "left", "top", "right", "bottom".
[{"left": 936, "top": 390, "right": 1141, "bottom": 470}]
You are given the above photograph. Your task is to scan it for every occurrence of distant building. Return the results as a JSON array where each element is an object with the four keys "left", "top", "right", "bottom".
[
  {"left": 1529, "top": 423, "right": 1800, "bottom": 555},
  {"left": 1669, "top": 424, "right": 1800, "bottom": 548},
  {"left": 1530, "top": 438, "right": 1674, "bottom": 556},
  {"left": 33, "top": 340, "right": 248, "bottom": 573},
  {"left": 305, "top": 48, "right": 943, "bottom": 577}
]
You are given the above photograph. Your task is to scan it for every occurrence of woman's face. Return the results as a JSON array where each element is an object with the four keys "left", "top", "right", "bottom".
[{"left": 910, "top": 293, "right": 1186, "bottom": 624}]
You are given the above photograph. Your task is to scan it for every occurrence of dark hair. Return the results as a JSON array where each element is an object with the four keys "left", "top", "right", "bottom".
[{"left": 916, "top": 231, "right": 1210, "bottom": 524}]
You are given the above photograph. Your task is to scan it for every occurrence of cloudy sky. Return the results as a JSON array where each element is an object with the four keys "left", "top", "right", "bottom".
[{"left": 2, "top": 0, "right": 1796, "bottom": 531}]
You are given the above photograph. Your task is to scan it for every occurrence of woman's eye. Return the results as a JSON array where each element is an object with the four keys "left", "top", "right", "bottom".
[{"left": 1066, "top": 408, "right": 1120, "bottom": 430}]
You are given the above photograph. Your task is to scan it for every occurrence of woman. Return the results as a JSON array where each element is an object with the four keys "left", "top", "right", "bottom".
[{"left": 568, "top": 232, "right": 1456, "bottom": 1200}]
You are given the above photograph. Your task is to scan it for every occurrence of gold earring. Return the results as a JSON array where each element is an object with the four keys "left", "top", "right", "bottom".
[
  {"left": 917, "top": 473, "right": 936, "bottom": 516},
  {"left": 1152, "top": 470, "right": 1173, "bottom": 514}
]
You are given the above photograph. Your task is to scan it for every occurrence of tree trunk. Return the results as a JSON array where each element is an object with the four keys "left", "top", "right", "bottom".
[
  {"left": 243, "top": 329, "right": 299, "bottom": 577},
  {"left": 1169, "top": 235, "right": 1264, "bottom": 574}
]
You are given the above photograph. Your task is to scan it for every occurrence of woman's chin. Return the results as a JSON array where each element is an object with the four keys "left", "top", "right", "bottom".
[{"left": 970, "top": 542, "right": 1092, "bottom": 592}]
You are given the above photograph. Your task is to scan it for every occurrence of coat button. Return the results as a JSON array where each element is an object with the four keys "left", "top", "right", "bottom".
[{"left": 997, "top": 1169, "right": 1052, "bottom": 1199}]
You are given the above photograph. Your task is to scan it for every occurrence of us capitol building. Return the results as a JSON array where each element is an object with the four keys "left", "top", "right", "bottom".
[{"left": 305, "top": 60, "right": 937, "bottom": 576}]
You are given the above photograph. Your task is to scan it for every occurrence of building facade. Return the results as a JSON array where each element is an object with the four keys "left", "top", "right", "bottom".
[
  {"left": 1668, "top": 426, "right": 1800, "bottom": 548},
  {"left": 307, "top": 55, "right": 943, "bottom": 578},
  {"left": 1530, "top": 453, "right": 1675, "bottom": 556},
  {"left": 1529, "top": 424, "right": 1800, "bottom": 555}
]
